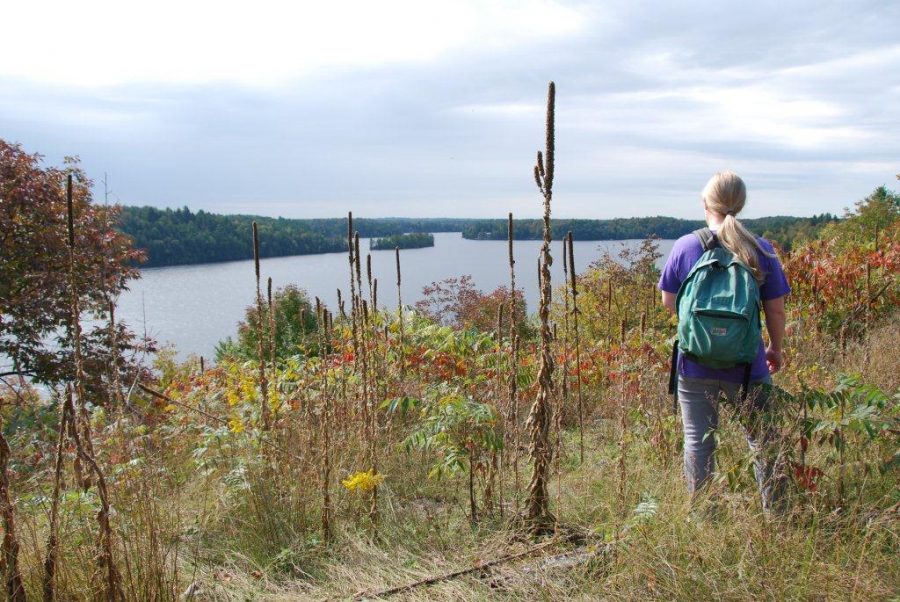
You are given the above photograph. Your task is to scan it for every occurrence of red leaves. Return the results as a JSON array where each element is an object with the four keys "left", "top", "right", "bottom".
[
  {"left": 415, "top": 275, "right": 528, "bottom": 334},
  {"left": 791, "top": 462, "right": 823, "bottom": 492}
]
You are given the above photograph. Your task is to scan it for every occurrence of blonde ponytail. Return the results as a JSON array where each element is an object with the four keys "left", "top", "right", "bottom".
[{"left": 702, "top": 171, "right": 774, "bottom": 284}]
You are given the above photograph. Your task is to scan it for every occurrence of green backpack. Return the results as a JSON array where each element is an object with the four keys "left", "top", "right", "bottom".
[{"left": 668, "top": 228, "right": 762, "bottom": 402}]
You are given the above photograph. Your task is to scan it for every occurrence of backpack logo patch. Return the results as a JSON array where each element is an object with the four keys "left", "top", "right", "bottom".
[{"left": 710, "top": 326, "right": 728, "bottom": 336}]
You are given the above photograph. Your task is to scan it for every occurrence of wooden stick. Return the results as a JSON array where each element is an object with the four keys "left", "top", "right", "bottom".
[{"left": 352, "top": 539, "right": 559, "bottom": 600}]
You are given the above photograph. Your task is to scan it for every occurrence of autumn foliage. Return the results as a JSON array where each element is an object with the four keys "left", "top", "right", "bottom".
[
  {"left": 415, "top": 275, "right": 529, "bottom": 336},
  {"left": 0, "top": 140, "right": 149, "bottom": 393}
]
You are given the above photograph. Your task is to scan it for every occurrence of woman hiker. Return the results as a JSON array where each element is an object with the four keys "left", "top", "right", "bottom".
[{"left": 659, "top": 171, "right": 790, "bottom": 512}]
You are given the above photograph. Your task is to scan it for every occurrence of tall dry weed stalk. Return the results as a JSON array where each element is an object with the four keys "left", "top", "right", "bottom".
[
  {"left": 268, "top": 277, "right": 277, "bottom": 420},
  {"left": 864, "top": 262, "right": 871, "bottom": 367},
  {"left": 42, "top": 386, "right": 71, "bottom": 602},
  {"left": 553, "top": 320, "right": 563, "bottom": 525},
  {"left": 364, "top": 304, "right": 380, "bottom": 532},
  {"left": 567, "top": 233, "right": 585, "bottom": 463},
  {"left": 525, "top": 81, "right": 556, "bottom": 533},
  {"left": 561, "top": 237, "right": 571, "bottom": 428},
  {"left": 373, "top": 278, "right": 378, "bottom": 315},
  {"left": 0, "top": 413, "right": 25, "bottom": 602},
  {"left": 507, "top": 213, "right": 520, "bottom": 510},
  {"left": 355, "top": 234, "right": 362, "bottom": 297},
  {"left": 347, "top": 213, "right": 360, "bottom": 359},
  {"left": 366, "top": 254, "right": 374, "bottom": 310},
  {"left": 252, "top": 222, "right": 270, "bottom": 430},
  {"left": 395, "top": 247, "right": 405, "bottom": 376},
  {"left": 617, "top": 318, "right": 628, "bottom": 515},
  {"left": 316, "top": 301, "right": 333, "bottom": 544},
  {"left": 64, "top": 175, "right": 122, "bottom": 600},
  {"left": 607, "top": 279, "right": 613, "bottom": 341},
  {"left": 337, "top": 289, "right": 346, "bottom": 320},
  {"left": 355, "top": 239, "right": 369, "bottom": 436},
  {"left": 107, "top": 300, "right": 122, "bottom": 408},
  {"left": 357, "top": 250, "right": 379, "bottom": 532},
  {"left": 492, "top": 304, "right": 504, "bottom": 516}
]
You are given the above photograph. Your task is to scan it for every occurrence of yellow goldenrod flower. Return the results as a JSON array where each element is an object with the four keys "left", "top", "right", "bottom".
[
  {"left": 226, "top": 388, "right": 240, "bottom": 406},
  {"left": 341, "top": 469, "right": 384, "bottom": 492}
]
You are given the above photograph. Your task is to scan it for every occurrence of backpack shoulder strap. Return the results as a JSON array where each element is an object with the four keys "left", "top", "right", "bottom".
[{"left": 693, "top": 227, "right": 717, "bottom": 251}]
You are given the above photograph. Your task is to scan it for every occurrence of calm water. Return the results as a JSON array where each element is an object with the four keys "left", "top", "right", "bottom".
[{"left": 117, "top": 233, "right": 675, "bottom": 361}]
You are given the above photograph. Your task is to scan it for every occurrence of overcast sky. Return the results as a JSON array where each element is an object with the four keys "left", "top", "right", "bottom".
[{"left": 2, "top": 0, "right": 897, "bottom": 219}]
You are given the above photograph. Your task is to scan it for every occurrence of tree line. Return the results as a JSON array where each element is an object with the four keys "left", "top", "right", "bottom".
[
  {"left": 117, "top": 206, "right": 838, "bottom": 268},
  {"left": 117, "top": 206, "right": 478, "bottom": 267},
  {"left": 461, "top": 215, "right": 838, "bottom": 250}
]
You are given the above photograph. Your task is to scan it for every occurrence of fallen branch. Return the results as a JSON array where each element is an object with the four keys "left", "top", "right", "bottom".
[{"left": 352, "top": 538, "right": 561, "bottom": 600}]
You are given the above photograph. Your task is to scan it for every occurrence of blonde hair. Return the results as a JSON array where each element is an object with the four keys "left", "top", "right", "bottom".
[{"left": 702, "top": 171, "right": 773, "bottom": 283}]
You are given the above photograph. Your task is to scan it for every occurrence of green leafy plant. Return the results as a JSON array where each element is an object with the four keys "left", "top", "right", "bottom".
[
  {"left": 396, "top": 385, "right": 502, "bottom": 522},
  {"left": 802, "top": 374, "right": 898, "bottom": 484}
]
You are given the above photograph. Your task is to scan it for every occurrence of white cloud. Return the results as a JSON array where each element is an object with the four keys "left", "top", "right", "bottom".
[
  {"left": 2, "top": 0, "right": 583, "bottom": 86},
  {"left": 449, "top": 102, "right": 543, "bottom": 117},
  {"left": 776, "top": 44, "right": 900, "bottom": 79}
]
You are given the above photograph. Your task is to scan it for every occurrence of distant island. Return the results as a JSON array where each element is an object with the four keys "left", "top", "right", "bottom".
[
  {"left": 371, "top": 232, "right": 435, "bottom": 250},
  {"left": 117, "top": 206, "right": 837, "bottom": 268}
]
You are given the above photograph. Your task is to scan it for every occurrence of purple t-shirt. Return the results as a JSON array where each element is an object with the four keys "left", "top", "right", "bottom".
[{"left": 658, "top": 231, "right": 791, "bottom": 383}]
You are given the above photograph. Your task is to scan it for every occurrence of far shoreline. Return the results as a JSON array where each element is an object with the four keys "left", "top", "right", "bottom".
[{"left": 132, "top": 232, "right": 678, "bottom": 271}]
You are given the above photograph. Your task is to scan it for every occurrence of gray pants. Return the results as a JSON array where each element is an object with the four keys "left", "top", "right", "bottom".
[{"left": 678, "top": 375, "right": 784, "bottom": 511}]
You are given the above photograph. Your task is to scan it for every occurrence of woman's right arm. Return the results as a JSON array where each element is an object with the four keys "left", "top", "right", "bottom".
[
  {"left": 662, "top": 290, "right": 676, "bottom": 314},
  {"left": 763, "top": 296, "right": 786, "bottom": 374}
]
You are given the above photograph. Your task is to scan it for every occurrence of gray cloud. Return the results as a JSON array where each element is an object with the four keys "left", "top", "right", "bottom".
[{"left": 1, "top": 0, "right": 897, "bottom": 220}]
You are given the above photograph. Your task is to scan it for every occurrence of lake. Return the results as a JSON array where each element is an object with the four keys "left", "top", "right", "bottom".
[{"left": 117, "top": 233, "right": 675, "bottom": 361}]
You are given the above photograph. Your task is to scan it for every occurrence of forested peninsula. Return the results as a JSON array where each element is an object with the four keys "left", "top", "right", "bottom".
[
  {"left": 118, "top": 206, "right": 836, "bottom": 267},
  {"left": 118, "top": 206, "right": 478, "bottom": 267}
]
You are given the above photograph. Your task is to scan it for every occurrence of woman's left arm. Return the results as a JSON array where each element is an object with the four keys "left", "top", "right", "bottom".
[{"left": 763, "top": 296, "right": 786, "bottom": 374}]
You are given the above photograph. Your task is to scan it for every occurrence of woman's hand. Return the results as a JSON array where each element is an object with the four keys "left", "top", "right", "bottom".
[{"left": 766, "top": 345, "right": 783, "bottom": 374}]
